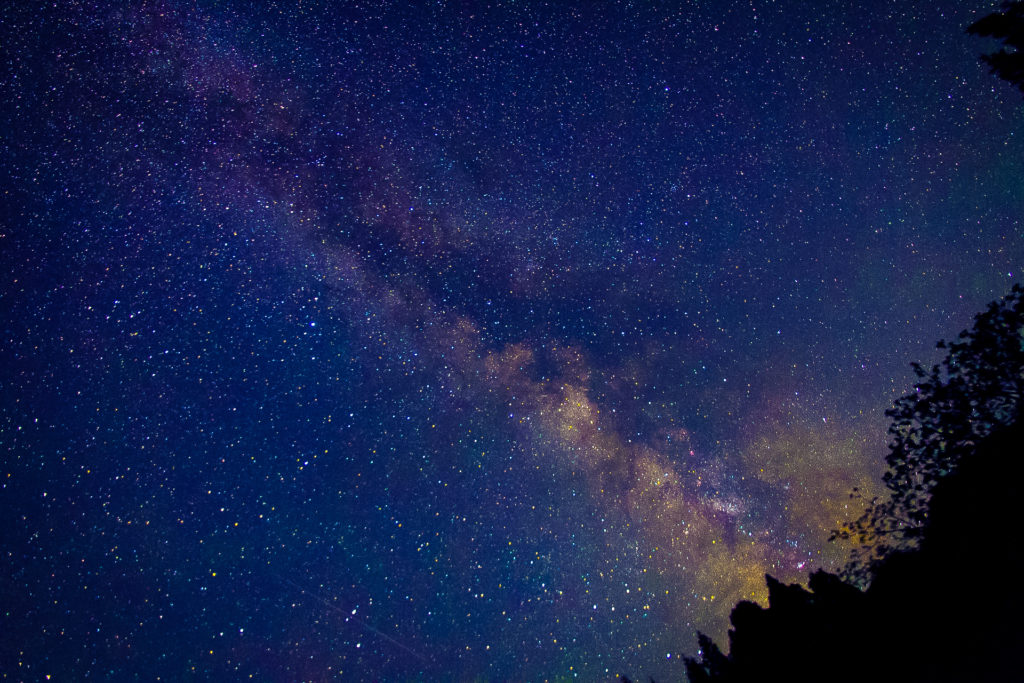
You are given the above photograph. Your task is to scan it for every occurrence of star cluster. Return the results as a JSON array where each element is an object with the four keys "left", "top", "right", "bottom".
[{"left": 2, "top": 1, "right": 1023, "bottom": 680}]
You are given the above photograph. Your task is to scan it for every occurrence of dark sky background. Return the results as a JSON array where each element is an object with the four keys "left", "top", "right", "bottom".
[{"left": 3, "top": 1, "right": 1023, "bottom": 680}]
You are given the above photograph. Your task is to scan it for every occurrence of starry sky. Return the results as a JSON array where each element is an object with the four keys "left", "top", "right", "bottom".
[{"left": 3, "top": 1, "right": 1023, "bottom": 680}]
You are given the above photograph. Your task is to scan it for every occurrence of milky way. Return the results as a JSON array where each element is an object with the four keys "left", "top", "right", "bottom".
[{"left": 3, "top": 1, "right": 1023, "bottom": 680}]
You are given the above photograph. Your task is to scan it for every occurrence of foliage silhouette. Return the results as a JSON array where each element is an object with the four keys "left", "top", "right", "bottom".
[
  {"left": 968, "top": 1, "right": 1024, "bottom": 93},
  {"left": 683, "top": 419, "right": 1024, "bottom": 682},
  {"left": 832, "top": 284, "right": 1024, "bottom": 581},
  {"left": 661, "top": 12, "right": 1024, "bottom": 683}
]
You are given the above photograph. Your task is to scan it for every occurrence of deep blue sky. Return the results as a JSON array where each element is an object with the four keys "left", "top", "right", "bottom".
[{"left": 3, "top": 1, "right": 1023, "bottom": 680}]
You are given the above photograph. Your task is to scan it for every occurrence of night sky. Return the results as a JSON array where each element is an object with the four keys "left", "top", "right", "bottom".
[{"left": 3, "top": 1, "right": 1023, "bottom": 680}]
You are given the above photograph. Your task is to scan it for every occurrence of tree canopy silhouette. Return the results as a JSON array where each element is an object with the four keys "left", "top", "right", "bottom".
[
  {"left": 683, "top": 416, "right": 1024, "bottom": 682},
  {"left": 968, "top": 1, "right": 1024, "bottom": 93},
  {"left": 675, "top": 10, "right": 1024, "bottom": 683},
  {"left": 832, "top": 284, "right": 1024, "bottom": 580},
  {"left": 682, "top": 279, "right": 1024, "bottom": 680}
]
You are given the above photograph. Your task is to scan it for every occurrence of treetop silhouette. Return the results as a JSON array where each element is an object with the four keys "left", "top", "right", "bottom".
[
  {"left": 833, "top": 284, "right": 1024, "bottom": 580},
  {"left": 665, "top": 9, "right": 1024, "bottom": 682},
  {"left": 683, "top": 416, "right": 1024, "bottom": 682},
  {"left": 968, "top": 1, "right": 1024, "bottom": 93}
]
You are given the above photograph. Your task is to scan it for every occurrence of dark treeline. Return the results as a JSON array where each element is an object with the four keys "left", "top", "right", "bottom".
[
  {"left": 668, "top": 5, "right": 1024, "bottom": 681},
  {"left": 682, "top": 415, "right": 1024, "bottom": 682}
]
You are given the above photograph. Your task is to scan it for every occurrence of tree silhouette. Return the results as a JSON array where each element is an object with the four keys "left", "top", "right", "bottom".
[
  {"left": 683, "top": 419, "right": 1024, "bottom": 682},
  {"left": 681, "top": 281, "right": 1024, "bottom": 681},
  {"left": 833, "top": 284, "right": 1024, "bottom": 581},
  {"left": 968, "top": 1, "right": 1024, "bottom": 93},
  {"left": 674, "top": 10, "right": 1024, "bottom": 682}
]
